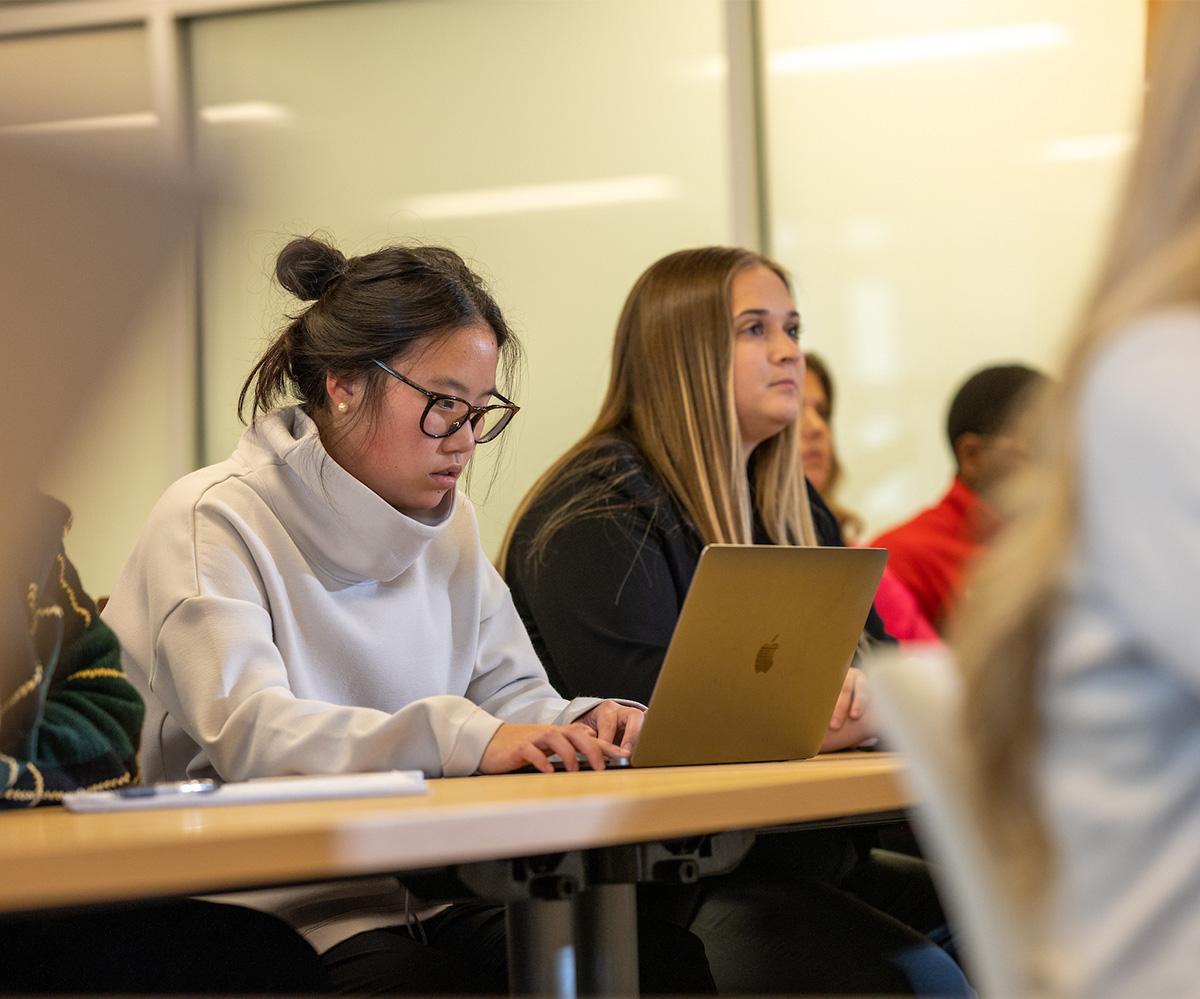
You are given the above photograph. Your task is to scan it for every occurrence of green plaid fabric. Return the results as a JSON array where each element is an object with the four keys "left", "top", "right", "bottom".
[{"left": 1, "top": 500, "right": 143, "bottom": 808}]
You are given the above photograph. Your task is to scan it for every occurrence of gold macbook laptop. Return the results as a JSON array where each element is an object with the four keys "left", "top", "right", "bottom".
[{"left": 628, "top": 544, "right": 888, "bottom": 768}]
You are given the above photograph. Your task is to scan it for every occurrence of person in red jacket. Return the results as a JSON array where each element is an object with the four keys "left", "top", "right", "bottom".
[
  {"left": 802, "top": 353, "right": 937, "bottom": 644},
  {"left": 869, "top": 364, "right": 1047, "bottom": 633}
]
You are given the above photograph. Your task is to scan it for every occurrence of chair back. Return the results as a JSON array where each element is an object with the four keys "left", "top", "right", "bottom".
[{"left": 870, "top": 644, "right": 1029, "bottom": 999}]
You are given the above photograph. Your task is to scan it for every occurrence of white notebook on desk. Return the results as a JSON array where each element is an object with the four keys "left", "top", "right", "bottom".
[{"left": 62, "top": 770, "right": 426, "bottom": 812}]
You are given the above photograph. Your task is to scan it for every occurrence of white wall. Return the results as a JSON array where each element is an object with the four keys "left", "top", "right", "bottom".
[
  {"left": 3, "top": 0, "right": 1146, "bottom": 587},
  {"left": 762, "top": 0, "right": 1144, "bottom": 536},
  {"left": 191, "top": 0, "right": 734, "bottom": 556}
]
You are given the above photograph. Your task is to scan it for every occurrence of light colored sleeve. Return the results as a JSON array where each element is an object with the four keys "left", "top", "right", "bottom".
[
  {"left": 1077, "top": 311, "right": 1200, "bottom": 690},
  {"left": 145, "top": 507, "right": 506, "bottom": 780},
  {"left": 463, "top": 558, "right": 615, "bottom": 727},
  {"left": 152, "top": 597, "right": 500, "bottom": 780}
]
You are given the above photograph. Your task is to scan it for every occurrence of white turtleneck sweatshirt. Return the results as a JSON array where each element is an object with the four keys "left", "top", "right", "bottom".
[
  {"left": 105, "top": 407, "right": 605, "bottom": 785},
  {"left": 102, "top": 408, "right": 611, "bottom": 950}
]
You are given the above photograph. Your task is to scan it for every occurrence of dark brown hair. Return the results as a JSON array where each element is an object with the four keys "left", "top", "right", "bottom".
[
  {"left": 945, "top": 363, "right": 1047, "bottom": 452},
  {"left": 238, "top": 235, "right": 519, "bottom": 430},
  {"left": 802, "top": 352, "right": 863, "bottom": 540}
]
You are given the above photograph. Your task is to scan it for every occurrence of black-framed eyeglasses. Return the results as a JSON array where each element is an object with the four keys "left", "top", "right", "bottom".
[{"left": 372, "top": 359, "right": 520, "bottom": 444}]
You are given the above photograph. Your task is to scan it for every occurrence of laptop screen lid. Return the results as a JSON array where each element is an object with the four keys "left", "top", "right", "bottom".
[{"left": 631, "top": 544, "right": 887, "bottom": 768}]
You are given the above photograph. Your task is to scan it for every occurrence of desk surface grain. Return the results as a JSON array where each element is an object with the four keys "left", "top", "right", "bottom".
[{"left": 0, "top": 753, "right": 909, "bottom": 913}]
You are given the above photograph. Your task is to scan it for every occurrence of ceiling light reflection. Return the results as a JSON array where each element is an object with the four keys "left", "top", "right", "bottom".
[
  {"left": 198, "top": 102, "right": 293, "bottom": 125},
  {"left": 395, "top": 175, "right": 678, "bottom": 220},
  {"left": 847, "top": 279, "right": 899, "bottom": 382},
  {"left": 1041, "top": 132, "right": 1134, "bottom": 162},
  {"left": 0, "top": 111, "right": 158, "bottom": 135},
  {"left": 770, "top": 23, "right": 1067, "bottom": 74}
]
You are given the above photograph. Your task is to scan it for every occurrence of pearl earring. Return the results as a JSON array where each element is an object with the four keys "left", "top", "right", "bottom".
[{"left": 337, "top": 402, "right": 348, "bottom": 413}]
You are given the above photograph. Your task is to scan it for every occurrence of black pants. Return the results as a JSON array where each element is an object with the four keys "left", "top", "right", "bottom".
[
  {"left": 324, "top": 901, "right": 716, "bottom": 995},
  {"left": 1, "top": 898, "right": 330, "bottom": 993},
  {"left": 684, "top": 831, "right": 972, "bottom": 996}
]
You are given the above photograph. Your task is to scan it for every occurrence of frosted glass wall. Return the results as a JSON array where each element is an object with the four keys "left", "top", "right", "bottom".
[
  {"left": 191, "top": 0, "right": 733, "bottom": 554},
  {"left": 0, "top": 27, "right": 178, "bottom": 594},
  {"left": 2, "top": 0, "right": 1149, "bottom": 584},
  {"left": 761, "top": 0, "right": 1144, "bottom": 537}
]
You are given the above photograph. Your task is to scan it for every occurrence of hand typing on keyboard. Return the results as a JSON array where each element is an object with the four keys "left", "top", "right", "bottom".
[
  {"left": 479, "top": 700, "right": 643, "bottom": 774},
  {"left": 546, "top": 752, "right": 633, "bottom": 772}
]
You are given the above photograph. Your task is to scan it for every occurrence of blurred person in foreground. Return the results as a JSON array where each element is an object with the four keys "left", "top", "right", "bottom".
[
  {"left": 959, "top": 6, "right": 1200, "bottom": 996},
  {"left": 0, "top": 140, "right": 177, "bottom": 807},
  {"left": 803, "top": 353, "right": 936, "bottom": 643},
  {"left": 869, "top": 363, "right": 1047, "bottom": 633},
  {"left": 0, "top": 139, "right": 329, "bottom": 994}
]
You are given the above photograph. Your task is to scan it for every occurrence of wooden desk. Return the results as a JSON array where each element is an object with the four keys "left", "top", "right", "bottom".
[
  {"left": 0, "top": 753, "right": 908, "bottom": 914},
  {"left": 1, "top": 753, "right": 911, "bottom": 997}
]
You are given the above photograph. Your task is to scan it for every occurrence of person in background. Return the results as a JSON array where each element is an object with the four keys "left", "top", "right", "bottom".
[
  {"left": 959, "top": 6, "right": 1200, "bottom": 996},
  {"left": 102, "top": 235, "right": 712, "bottom": 995},
  {"left": 2, "top": 497, "right": 142, "bottom": 807},
  {"left": 502, "top": 247, "right": 970, "bottom": 997},
  {"left": 869, "top": 363, "right": 1047, "bottom": 633},
  {"left": 803, "top": 354, "right": 936, "bottom": 643},
  {"left": 0, "top": 138, "right": 331, "bottom": 996},
  {"left": 800, "top": 353, "right": 863, "bottom": 538}
]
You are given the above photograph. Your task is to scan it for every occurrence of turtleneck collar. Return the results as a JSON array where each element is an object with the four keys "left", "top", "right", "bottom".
[{"left": 240, "top": 407, "right": 456, "bottom": 585}]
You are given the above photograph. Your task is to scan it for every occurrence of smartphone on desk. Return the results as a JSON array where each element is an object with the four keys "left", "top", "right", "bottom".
[
  {"left": 115, "top": 779, "right": 219, "bottom": 799},
  {"left": 62, "top": 778, "right": 221, "bottom": 812}
]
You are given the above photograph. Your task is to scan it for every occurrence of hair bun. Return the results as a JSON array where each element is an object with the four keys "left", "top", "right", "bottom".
[{"left": 275, "top": 235, "right": 348, "bottom": 301}]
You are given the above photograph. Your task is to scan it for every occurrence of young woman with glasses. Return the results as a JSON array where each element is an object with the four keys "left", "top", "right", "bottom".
[
  {"left": 500, "top": 247, "right": 970, "bottom": 996},
  {"left": 102, "top": 235, "right": 712, "bottom": 994}
]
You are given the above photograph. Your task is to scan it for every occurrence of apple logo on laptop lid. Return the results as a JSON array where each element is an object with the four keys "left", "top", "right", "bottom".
[{"left": 754, "top": 634, "right": 780, "bottom": 673}]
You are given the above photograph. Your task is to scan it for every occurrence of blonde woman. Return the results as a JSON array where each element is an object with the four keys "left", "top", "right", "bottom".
[
  {"left": 502, "top": 247, "right": 969, "bottom": 996},
  {"left": 503, "top": 250, "right": 887, "bottom": 711},
  {"left": 958, "top": 7, "right": 1200, "bottom": 997}
]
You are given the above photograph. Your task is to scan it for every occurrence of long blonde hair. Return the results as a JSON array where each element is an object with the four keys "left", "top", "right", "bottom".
[
  {"left": 500, "top": 247, "right": 816, "bottom": 570},
  {"left": 956, "top": 2, "right": 1200, "bottom": 897}
]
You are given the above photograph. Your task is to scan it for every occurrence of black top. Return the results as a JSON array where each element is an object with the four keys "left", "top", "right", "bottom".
[{"left": 505, "top": 438, "right": 893, "bottom": 705}]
